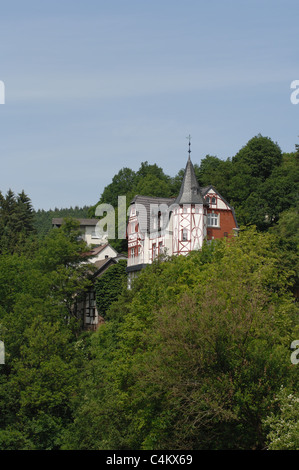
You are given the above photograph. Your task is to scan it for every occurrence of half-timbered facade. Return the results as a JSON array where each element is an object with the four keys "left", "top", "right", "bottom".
[
  {"left": 202, "top": 186, "right": 239, "bottom": 241},
  {"left": 126, "top": 156, "right": 238, "bottom": 286}
]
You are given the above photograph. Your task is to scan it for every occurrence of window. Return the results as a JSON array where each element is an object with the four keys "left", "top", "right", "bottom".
[
  {"left": 207, "top": 212, "right": 219, "bottom": 227},
  {"left": 152, "top": 244, "right": 157, "bottom": 259},
  {"left": 158, "top": 211, "right": 162, "bottom": 231},
  {"left": 85, "top": 291, "right": 97, "bottom": 320},
  {"left": 181, "top": 228, "right": 188, "bottom": 241},
  {"left": 211, "top": 197, "right": 216, "bottom": 204},
  {"left": 131, "top": 247, "right": 135, "bottom": 259},
  {"left": 159, "top": 241, "right": 163, "bottom": 253},
  {"left": 91, "top": 230, "right": 100, "bottom": 239}
]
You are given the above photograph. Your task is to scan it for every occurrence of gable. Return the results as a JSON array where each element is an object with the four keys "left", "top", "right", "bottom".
[{"left": 201, "top": 186, "right": 239, "bottom": 228}]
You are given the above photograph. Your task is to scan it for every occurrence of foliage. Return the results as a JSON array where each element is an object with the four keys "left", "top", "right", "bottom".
[
  {"left": 0, "top": 133, "right": 298, "bottom": 450},
  {"left": 0, "top": 189, "right": 36, "bottom": 254},
  {"left": 263, "top": 386, "right": 299, "bottom": 450},
  {"left": 34, "top": 205, "right": 91, "bottom": 238},
  {"left": 0, "top": 218, "right": 94, "bottom": 449},
  {"left": 91, "top": 134, "right": 298, "bottom": 234},
  {"left": 231, "top": 133, "right": 282, "bottom": 181},
  {"left": 62, "top": 228, "right": 299, "bottom": 450},
  {"left": 94, "top": 260, "right": 127, "bottom": 319}
]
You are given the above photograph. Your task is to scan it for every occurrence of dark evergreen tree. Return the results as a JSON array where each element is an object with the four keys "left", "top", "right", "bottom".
[
  {"left": 0, "top": 190, "right": 36, "bottom": 253},
  {"left": 16, "top": 190, "right": 35, "bottom": 235}
]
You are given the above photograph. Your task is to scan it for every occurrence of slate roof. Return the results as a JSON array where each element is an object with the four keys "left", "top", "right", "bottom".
[
  {"left": 130, "top": 195, "right": 176, "bottom": 234},
  {"left": 175, "top": 156, "right": 207, "bottom": 205}
]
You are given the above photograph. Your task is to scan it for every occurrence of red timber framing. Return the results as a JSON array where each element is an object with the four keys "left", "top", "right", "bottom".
[
  {"left": 202, "top": 186, "right": 238, "bottom": 241},
  {"left": 177, "top": 205, "right": 191, "bottom": 256},
  {"left": 174, "top": 204, "right": 205, "bottom": 256}
]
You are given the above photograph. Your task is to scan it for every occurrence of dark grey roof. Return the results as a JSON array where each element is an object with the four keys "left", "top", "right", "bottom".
[
  {"left": 130, "top": 195, "right": 176, "bottom": 233},
  {"left": 175, "top": 156, "right": 207, "bottom": 205},
  {"left": 52, "top": 218, "right": 99, "bottom": 226},
  {"left": 200, "top": 186, "right": 211, "bottom": 195}
]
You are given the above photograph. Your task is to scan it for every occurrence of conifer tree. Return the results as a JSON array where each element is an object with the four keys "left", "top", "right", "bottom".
[{"left": 0, "top": 189, "right": 35, "bottom": 253}]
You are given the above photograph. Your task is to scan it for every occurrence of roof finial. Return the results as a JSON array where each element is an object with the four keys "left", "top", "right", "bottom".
[{"left": 186, "top": 134, "right": 191, "bottom": 160}]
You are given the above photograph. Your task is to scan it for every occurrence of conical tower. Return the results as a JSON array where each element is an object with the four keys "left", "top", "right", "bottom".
[
  {"left": 175, "top": 155, "right": 205, "bottom": 205},
  {"left": 172, "top": 144, "right": 208, "bottom": 255}
]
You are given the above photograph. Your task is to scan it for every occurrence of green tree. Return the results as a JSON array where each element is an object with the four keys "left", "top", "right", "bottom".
[
  {"left": 232, "top": 134, "right": 282, "bottom": 181},
  {"left": 0, "top": 217, "right": 95, "bottom": 449},
  {"left": 62, "top": 228, "right": 298, "bottom": 450},
  {"left": 263, "top": 387, "right": 299, "bottom": 450},
  {"left": 0, "top": 189, "right": 36, "bottom": 253},
  {"left": 34, "top": 205, "right": 90, "bottom": 238},
  {"left": 134, "top": 174, "right": 172, "bottom": 198},
  {"left": 95, "top": 260, "right": 127, "bottom": 319},
  {"left": 98, "top": 167, "right": 136, "bottom": 208},
  {"left": 227, "top": 138, "right": 297, "bottom": 229}
]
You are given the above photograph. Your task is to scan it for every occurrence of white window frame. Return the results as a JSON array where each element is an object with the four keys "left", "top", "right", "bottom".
[{"left": 207, "top": 211, "right": 219, "bottom": 227}]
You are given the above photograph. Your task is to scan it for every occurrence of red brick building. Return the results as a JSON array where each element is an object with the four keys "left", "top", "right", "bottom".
[{"left": 201, "top": 185, "right": 239, "bottom": 240}]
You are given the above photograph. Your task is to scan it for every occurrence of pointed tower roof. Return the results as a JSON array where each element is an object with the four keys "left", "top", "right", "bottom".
[{"left": 175, "top": 155, "right": 205, "bottom": 205}]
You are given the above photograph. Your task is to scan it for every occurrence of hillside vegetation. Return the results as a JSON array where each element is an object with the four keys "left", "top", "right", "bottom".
[{"left": 0, "top": 134, "right": 298, "bottom": 450}]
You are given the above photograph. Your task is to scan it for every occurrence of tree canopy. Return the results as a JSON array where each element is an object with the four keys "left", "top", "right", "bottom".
[
  {"left": 62, "top": 228, "right": 298, "bottom": 450},
  {"left": 0, "top": 133, "right": 298, "bottom": 450}
]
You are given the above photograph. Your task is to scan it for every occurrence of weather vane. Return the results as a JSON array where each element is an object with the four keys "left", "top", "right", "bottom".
[{"left": 186, "top": 134, "right": 191, "bottom": 156}]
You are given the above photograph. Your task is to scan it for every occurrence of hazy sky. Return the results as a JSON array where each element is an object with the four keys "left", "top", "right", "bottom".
[{"left": 0, "top": 0, "right": 298, "bottom": 210}]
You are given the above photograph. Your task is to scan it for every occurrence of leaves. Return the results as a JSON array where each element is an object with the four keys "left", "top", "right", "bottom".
[{"left": 64, "top": 228, "right": 298, "bottom": 450}]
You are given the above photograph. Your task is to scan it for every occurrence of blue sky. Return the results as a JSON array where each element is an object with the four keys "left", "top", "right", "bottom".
[{"left": 0, "top": 0, "right": 298, "bottom": 210}]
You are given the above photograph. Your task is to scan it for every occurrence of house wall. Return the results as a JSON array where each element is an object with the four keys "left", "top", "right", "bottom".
[
  {"left": 80, "top": 224, "right": 103, "bottom": 245},
  {"left": 207, "top": 209, "right": 237, "bottom": 239},
  {"left": 172, "top": 204, "right": 206, "bottom": 256},
  {"left": 90, "top": 245, "right": 118, "bottom": 263},
  {"left": 127, "top": 188, "right": 238, "bottom": 269}
]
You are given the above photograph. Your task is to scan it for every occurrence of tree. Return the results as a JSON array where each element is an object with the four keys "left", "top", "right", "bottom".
[
  {"left": 0, "top": 190, "right": 36, "bottom": 253},
  {"left": 0, "top": 217, "right": 95, "bottom": 449},
  {"left": 98, "top": 167, "right": 136, "bottom": 208},
  {"left": 263, "top": 387, "right": 299, "bottom": 450},
  {"left": 34, "top": 205, "right": 91, "bottom": 238},
  {"left": 94, "top": 260, "right": 127, "bottom": 319},
  {"left": 232, "top": 134, "right": 282, "bottom": 181},
  {"left": 196, "top": 155, "right": 232, "bottom": 199},
  {"left": 62, "top": 228, "right": 298, "bottom": 450},
  {"left": 16, "top": 190, "right": 35, "bottom": 235},
  {"left": 134, "top": 174, "right": 172, "bottom": 198}
]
